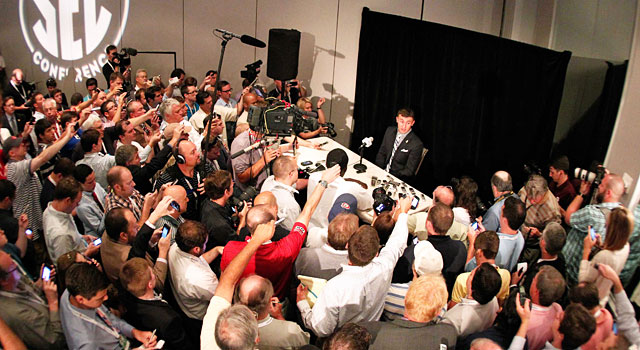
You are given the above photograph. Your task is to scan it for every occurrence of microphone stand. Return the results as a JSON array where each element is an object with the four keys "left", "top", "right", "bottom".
[
  {"left": 353, "top": 144, "right": 367, "bottom": 173},
  {"left": 201, "top": 33, "right": 232, "bottom": 166}
]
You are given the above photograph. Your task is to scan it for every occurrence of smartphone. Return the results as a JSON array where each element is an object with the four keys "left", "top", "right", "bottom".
[
  {"left": 74, "top": 123, "right": 80, "bottom": 131},
  {"left": 589, "top": 227, "right": 597, "bottom": 241},
  {"left": 301, "top": 161, "right": 313, "bottom": 166},
  {"left": 374, "top": 203, "right": 387, "bottom": 216},
  {"left": 162, "top": 224, "right": 170, "bottom": 238},
  {"left": 471, "top": 221, "right": 479, "bottom": 230},
  {"left": 613, "top": 322, "right": 618, "bottom": 335},
  {"left": 169, "top": 77, "right": 179, "bottom": 85},
  {"left": 411, "top": 195, "right": 420, "bottom": 210},
  {"left": 93, "top": 238, "right": 102, "bottom": 246},
  {"left": 25, "top": 228, "right": 33, "bottom": 238},
  {"left": 42, "top": 266, "right": 51, "bottom": 281},
  {"left": 517, "top": 262, "right": 528, "bottom": 275},
  {"left": 170, "top": 201, "right": 181, "bottom": 211}
]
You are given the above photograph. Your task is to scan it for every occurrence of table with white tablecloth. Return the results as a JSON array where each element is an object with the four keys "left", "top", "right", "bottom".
[{"left": 288, "top": 137, "right": 432, "bottom": 223}]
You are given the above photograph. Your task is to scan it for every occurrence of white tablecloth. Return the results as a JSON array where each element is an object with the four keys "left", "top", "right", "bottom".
[{"left": 290, "top": 137, "right": 432, "bottom": 222}]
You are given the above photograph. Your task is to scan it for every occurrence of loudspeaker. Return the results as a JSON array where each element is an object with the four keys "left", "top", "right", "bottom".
[{"left": 267, "top": 29, "right": 301, "bottom": 81}]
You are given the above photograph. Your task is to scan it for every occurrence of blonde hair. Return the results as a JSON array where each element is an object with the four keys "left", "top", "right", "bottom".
[
  {"left": 405, "top": 275, "right": 447, "bottom": 322},
  {"left": 296, "top": 97, "right": 311, "bottom": 110},
  {"left": 119, "top": 258, "right": 152, "bottom": 297}
]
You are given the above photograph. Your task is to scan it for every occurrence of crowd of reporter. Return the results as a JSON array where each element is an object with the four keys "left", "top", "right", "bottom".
[{"left": 0, "top": 49, "right": 639, "bottom": 350}]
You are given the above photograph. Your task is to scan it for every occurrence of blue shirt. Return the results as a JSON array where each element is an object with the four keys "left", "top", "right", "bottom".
[
  {"left": 466, "top": 231, "right": 525, "bottom": 272},
  {"left": 185, "top": 102, "right": 200, "bottom": 120},
  {"left": 60, "top": 289, "right": 134, "bottom": 350},
  {"left": 482, "top": 193, "right": 518, "bottom": 232}
]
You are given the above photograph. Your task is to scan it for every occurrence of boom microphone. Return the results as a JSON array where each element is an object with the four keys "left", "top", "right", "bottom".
[{"left": 214, "top": 29, "right": 266, "bottom": 48}]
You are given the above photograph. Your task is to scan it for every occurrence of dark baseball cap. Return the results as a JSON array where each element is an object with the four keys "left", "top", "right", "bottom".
[{"left": 328, "top": 193, "right": 358, "bottom": 223}]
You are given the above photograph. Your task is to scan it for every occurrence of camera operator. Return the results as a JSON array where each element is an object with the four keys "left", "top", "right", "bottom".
[
  {"left": 154, "top": 139, "right": 215, "bottom": 221},
  {"left": 102, "top": 45, "right": 130, "bottom": 90},
  {"left": 230, "top": 127, "right": 288, "bottom": 192},
  {"left": 201, "top": 170, "right": 248, "bottom": 264},
  {"left": 296, "top": 97, "right": 328, "bottom": 139}
]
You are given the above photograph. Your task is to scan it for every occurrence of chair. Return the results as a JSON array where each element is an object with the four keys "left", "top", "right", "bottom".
[{"left": 415, "top": 148, "right": 429, "bottom": 176}]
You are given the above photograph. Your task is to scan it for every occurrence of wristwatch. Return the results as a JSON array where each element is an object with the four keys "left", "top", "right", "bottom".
[{"left": 319, "top": 180, "right": 328, "bottom": 188}]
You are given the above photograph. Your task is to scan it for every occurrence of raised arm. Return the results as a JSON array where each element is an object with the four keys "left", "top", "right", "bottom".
[
  {"left": 30, "top": 125, "right": 76, "bottom": 173},
  {"left": 294, "top": 165, "right": 340, "bottom": 227},
  {"left": 215, "top": 221, "right": 275, "bottom": 302}
]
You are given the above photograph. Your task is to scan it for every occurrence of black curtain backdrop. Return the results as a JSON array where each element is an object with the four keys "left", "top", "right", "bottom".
[
  {"left": 553, "top": 61, "right": 628, "bottom": 172},
  {"left": 352, "top": 8, "right": 571, "bottom": 197}
]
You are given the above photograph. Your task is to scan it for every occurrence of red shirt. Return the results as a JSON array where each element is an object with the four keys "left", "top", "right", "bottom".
[{"left": 220, "top": 222, "right": 307, "bottom": 299}]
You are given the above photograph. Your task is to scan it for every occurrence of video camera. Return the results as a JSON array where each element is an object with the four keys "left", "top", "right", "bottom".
[
  {"left": 241, "top": 60, "right": 262, "bottom": 83},
  {"left": 113, "top": 48, "right": 137, "bottom": 66},
  {"left": 228, "top": 186, "right": 258, "bottom": 213},
  {"left": 247, "top": 98, "right": 319, "bottom": 136}
]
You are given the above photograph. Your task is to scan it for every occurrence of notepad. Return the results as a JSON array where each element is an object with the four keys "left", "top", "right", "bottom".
[{"left": 297, "top": 275, "right": 328, "bottom": 308}]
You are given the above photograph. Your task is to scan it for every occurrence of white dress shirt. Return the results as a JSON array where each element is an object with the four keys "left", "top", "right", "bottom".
[
  {"left": 307, "top": 174, "right": 373, "bottom": 230},
  {"left": 297, "top": 213, "right": 409, "bottom": 337},
  {"left": 76, "top": 153, "right": 116, "bottom": 190},
  {"left": 168, "top": 243, "right": 218, "bottom": 320},
  {"left": 260, "top": 175, "right": 300, "bottom": 231}
]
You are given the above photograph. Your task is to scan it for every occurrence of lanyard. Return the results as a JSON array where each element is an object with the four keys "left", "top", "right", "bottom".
[
  {"left": 182, "top": 172, "right": 201, "bottom": 193},
  {"left": 69, "top": 306, "right": 122, "bottom": 340}
]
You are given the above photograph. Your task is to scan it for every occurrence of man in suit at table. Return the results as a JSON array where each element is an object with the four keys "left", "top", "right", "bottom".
[{"left": 375, "top": 108, "right": 424, "bottom": 180}]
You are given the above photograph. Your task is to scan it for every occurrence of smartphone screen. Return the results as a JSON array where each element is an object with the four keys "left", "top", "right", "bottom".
[
  {"left": 25, "top": 229, "right": 33, "bottom": 237},
  {"left": 93, "top": 238, "right": 102, "bottom": 246},
  {"left": 162, "top": 224, "right": 170, "bottom": 238},
  {"left": 589, "top": 227, "right": 597, "bottom": 241},
  {"left": 471, "top": 222, "right": 479, "bottom": 230},
  {"left": 42, "top": 266, "right": 51, "bottom": 281},
  {"left": 411, "top": 196, "right": 419, "bottom": 210},
  {"left": 170, "top": 201, "right": 181, "bottom": 211}
]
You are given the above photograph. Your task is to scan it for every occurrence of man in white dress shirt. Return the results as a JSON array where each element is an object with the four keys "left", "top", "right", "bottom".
[{"left": 296, "top": 195, "right": 412, "bottom": 337}]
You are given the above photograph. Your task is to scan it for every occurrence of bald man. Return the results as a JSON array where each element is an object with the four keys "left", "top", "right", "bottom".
[
  {"left": 482, "top": 171, "right": 519, "bottom": 232},
  {"left": 234, "top": 93, "right": 258, "bottom": 135},
  {"left": 261, "top": 156, "right": 301, "bottom": 231},
  {"left": 221, "top": 164, "right": 340, "bottom": 299},
  {"left": 6, "top": 69, "right": 34, "bottom": 119},
  {"left": 236, "top": 275, "right": 310, "bottom": 348},
  {"left": 563, "top": 173, "right": 625, "bottom": 284},
  {"left": 155, "top": 185, "right": 188, "bottom": 244},
  {"left": 238, "top": 191, "right": 291, "bottom": 242}
]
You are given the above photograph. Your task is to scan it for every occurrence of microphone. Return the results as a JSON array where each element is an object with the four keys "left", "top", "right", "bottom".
[
  {"left": 354, "top": 136, "right": 373, "bottom": 173},
  {"left": 231, "top": 139, "right": 268, "bottom": 159},
  {"left": 214, "top": 29, "right": 266, "bottom": 48}
]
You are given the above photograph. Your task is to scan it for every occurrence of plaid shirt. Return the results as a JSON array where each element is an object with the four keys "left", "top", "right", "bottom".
[
  {"left": 562, "top": 201, "right": 621, "bottom": 284},
  {"left": 519, "top": 189, "right": 562, "bottom": 231},
  {"left": 104, "top": 189, "right": 145, "bottom": 220},
  {"left": 620, "top": 205, "right": 640, "bottom": 285}
]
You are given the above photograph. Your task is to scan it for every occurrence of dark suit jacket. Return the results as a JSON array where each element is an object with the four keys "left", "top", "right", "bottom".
[
  {"left": 128, "top": 144, "right": 173, "bottom": 195},
  {"left": 360, "top": 319, "right": 457, "bottom": 350},
  {"left": 0, "top": 114, "right": 26, "bottom": 136},
  {"left": 121, "top": 292, "right": 195, "bottom": 350},
  {"left": 375, "top": 126, "right": 424, "bottom": 178},
  {"left": 40, "top": 178, "right": 56, "bottom": 212}
]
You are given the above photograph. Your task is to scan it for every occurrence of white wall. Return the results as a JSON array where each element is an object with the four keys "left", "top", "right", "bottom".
[{"left": 0, "top": 0, "right": 504, "bottom": 146}]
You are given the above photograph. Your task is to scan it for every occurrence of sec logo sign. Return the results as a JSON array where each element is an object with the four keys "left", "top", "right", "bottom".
[{"left": 19, "top": 0, "right": 129, "bottom": 82}]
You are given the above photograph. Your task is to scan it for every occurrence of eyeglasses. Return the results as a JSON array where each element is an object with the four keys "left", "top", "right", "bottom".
[
  {"left": 186, "top": 90, "right": 197, "bottom": 95},
  {"left": 221, "top": 88, "right": 232, "bottom": 93}
]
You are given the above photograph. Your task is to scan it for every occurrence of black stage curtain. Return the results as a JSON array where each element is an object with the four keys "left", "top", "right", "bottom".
[
  {"left": 352, "top": 8, "right": 571, "bottom": 195},
  {"left": 553, "top": 61, "right": 628, "bottom": 171}
]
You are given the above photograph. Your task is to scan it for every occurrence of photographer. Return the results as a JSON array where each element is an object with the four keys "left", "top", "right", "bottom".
[
  {"left": 268, "top": 79, "right": 307, "bottom": 104},
  {"left": 154, "top": 139, "right": 215, "bottom": 220},
  {"left": 201, "top": 170, "right": 248, "bottom": 251},
  {"left": 296, "top": 97, "right": 328, "bottom": 139},
  {"left": 101, "top": 45, "right": 130, "bottom": 89}
]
